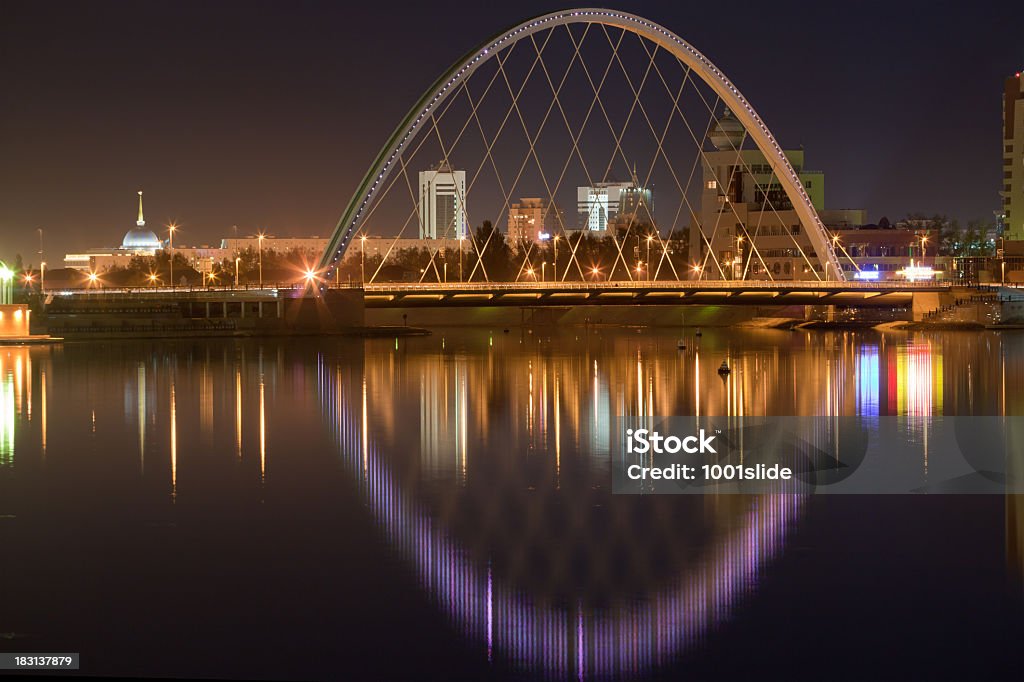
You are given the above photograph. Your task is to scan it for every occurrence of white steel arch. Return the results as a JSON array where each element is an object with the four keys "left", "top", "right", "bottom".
[{"left": 318, "top": 8, "right": 846, "bottom": 282}]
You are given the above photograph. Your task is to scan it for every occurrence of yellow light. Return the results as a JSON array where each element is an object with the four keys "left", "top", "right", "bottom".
[
  {"left": 527, "top": 267, "right": 535, "bottom": 276},
  {"left": 22, "top": 274, "right": 34, "bottom": 283},
  {"left": 304, "top": 268, "right": 318, "bottom": 283},
  {"left": 87, "top": 272, "right": 99, "bottom": 283}
]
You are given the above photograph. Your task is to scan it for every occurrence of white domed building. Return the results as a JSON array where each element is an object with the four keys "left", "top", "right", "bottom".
[
  {"left": 120, "top": 191, "right": 163, "bottom": 254},
  {"left": 64, "top": 191, "right": 168, "bottom": 272}
]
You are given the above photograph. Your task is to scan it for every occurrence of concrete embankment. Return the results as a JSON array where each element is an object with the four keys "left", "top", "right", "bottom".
[{"left": 33, "top": 289, "right": 372, "bottom": 339}]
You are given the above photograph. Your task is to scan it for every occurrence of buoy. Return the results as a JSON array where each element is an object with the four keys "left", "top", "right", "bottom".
[{"left": 717, "top": 360, "right": 731, "bottom": 375}]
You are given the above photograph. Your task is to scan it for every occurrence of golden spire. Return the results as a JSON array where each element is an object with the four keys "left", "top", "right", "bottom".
[{"left": 137, "top": 190, "right": 145, "bottom": 227}]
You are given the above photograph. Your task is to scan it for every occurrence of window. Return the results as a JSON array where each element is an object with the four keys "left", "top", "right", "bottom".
[
  {"left": 791, "top": 225, "right": 801, "bottom": 235},
  {"left": 707, "top": 180, "right": 717, "bottom": 189}
]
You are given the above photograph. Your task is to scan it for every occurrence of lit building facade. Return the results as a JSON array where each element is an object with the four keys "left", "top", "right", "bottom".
[
  {"left": 691, "top": 111, "right": 869, "bottom": 280},
  {"left": 577, "top": 181, "right": 651, "bottom": 232},
  {"left": 507, "top": 198, "right": 564, "bottom": 243},
  {"left": 419, "top": 163, "right": 468, "bottom": 239},
  {"left": 1003, "top": 72, "right": 1024, "bottom": 241}
]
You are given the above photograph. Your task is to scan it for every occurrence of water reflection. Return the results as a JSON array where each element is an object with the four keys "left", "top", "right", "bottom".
[{"left": 1, "top": 330, "right": 1023, "bottom": 678}]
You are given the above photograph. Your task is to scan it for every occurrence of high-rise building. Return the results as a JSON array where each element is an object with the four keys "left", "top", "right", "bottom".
[
  {"left": 577, "top": 179, "right": 653, "bottom": 232},
  {"left": 419, "top": 163, "right": 467, "bottom": 239},
  {"left": 691, "top": 110, "right": 866, "bottom": 280},
  {"left": 507, "top": 198, "right": 564, "bottom": 243},
  {"left": 1002, "top": 72, "right": 1024, "bottom": 241}
]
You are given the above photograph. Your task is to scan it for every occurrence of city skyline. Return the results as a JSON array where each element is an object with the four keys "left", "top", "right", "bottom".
[{"left": 2, "top": 1, "right": 1023, "bottom": 264}]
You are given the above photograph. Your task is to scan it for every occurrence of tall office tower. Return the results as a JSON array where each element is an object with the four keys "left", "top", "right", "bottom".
[
  {"left": 419, "top": 162, "right": 468, "bottom": 239},
  {"left": 1003, "top": 73, "right": 1024, "bottom": 241}
]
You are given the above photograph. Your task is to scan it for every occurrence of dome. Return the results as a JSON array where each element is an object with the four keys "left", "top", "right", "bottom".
[
  {"left": 121, "top": 227, "right": 162, "bottom": 251},
  {"left": 709, "top": 109, "right": 746, "bottom": 151}
]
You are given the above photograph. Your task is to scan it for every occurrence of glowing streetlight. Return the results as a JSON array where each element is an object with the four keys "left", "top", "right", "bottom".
[
  {"left": 148, "top": 272, "right": 159, "bottom": 286},
  {"left": 553, "top": 235, "right": 560, "bottom": 282},
  {"left": 590, "top": 265, "right": 601, "bottom": 281},
  {"left": 526, "top": 266, "right": 536, "bottom": 280},
  {"left": 458, "top": 235, "right": 465, "bottom": 282},
  {"left": 258, "top": 232, "right": 266, "bottom": 288},
  {"left": 167, "top": 222, "right": 178, "bottom": 287},
  {"left": 646, "top": 234, "right": 653, "bottom": 281},
  {"left": 87, "top": 271, "right": 99, "bottom": 288},
  {"left": 359, "top": 234, "right": 367, "bottom": 284}
]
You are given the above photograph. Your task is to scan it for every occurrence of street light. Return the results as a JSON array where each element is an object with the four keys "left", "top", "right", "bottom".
[
  {"left": 360, "top": 234, "right": 367, "bottom": 284},
  {"left": 590, "top": 265, "right": 601, "bottom": 281},
  {"left": 458, "top": 235, "right": 465, "bottom": 282},
  {"left": 235, "top": 257, "right": 241, "bottom": 288},
  {"left": 167, "top": 222, "right": 177, "bottom": 287},
  {"left": 148, "top": 272, "right": 159, "bottom": 286},
  {"left": 553, "top": 235, "right": 560, "bottom": 282},
  {"left": 526, "top": 266, "right": 536, "bottom": 280},
  {"left": 87, "top": 271, "right": 99, "bottom": 288},
  {"left": 40, "top": 262, "right": 46, "bottom": 294},
  {"left": 646, "top": 235, "right": 653, "bottom": 281},
  {"left": 542, "top": 262, "right": 547, "bottom": 282},
  {"left": 258, "top": 232, "right": 266, "bottom": 288}
]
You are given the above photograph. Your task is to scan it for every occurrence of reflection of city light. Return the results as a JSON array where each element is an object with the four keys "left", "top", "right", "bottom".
[
  {"left": 897, "top": 343, "right": 942, "bottom": 415},
  {"left": 170, "top": 383, "right": 177, "bottom": 500},
  {"left": 857, "top": 346, "right": 880, "bottom": 417},
  {"left": 319, "top": 365, "right": 802, "bottom": 679},
  {"left": 0, "top": 370, "right": 14, "bottom": 463}
]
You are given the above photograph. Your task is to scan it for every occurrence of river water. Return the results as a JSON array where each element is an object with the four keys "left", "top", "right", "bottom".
[{"left": 1, "top": 328, "right": 1022, "bottom": 679}]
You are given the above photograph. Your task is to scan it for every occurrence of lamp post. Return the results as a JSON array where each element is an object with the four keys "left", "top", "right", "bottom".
[
  {"left": 360, "top": 233, "right": 368, "bottom": 280},
  {"left": 258, "top": 232, "right": 265, "bottom": 288},
  {"left": 646, "top": 234, "right": 653, "bottom": 281},
  {"left": 1000, "top": 236, "right": 1006, "bottom": 284},
  {"left": 168, "top": 223, "right": 177, "bottom": 287},
  {"left": 542, "top": 261, "right": 547, "bottom": 282},
  {"left": 235, "top": 257, "right": 240, "bottom": 288},
  {"left": 553, "top": 235, "right": 559, "bottom": 282},
  {"left": 458, "top": 236, "right": 465, "bottom": 282},
  {"left": 40, "top": 262, "right": 46, "bottom": 294}
]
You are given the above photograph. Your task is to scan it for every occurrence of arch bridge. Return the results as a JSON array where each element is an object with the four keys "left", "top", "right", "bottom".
[{"left": 317, "top": 9, "right": 860, "bottom": 291}]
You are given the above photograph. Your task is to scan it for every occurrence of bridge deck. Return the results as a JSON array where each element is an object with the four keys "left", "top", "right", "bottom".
[{"left": 360, "top": 280, "right": 950, "bottom": 308}]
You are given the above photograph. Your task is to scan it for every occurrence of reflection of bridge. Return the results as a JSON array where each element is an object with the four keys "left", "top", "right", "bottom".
[{"left": 361, "top": 279, "right": 951, "bottom": 309}]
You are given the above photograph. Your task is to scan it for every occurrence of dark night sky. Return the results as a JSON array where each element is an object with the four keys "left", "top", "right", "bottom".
[{"left": 1, "top": 0, "right": 1022, "bottom": 264}]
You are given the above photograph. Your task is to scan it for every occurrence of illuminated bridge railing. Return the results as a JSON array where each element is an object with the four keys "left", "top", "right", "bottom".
[{"left": 363, "top": 279, "right": 953, "bottom": 293}]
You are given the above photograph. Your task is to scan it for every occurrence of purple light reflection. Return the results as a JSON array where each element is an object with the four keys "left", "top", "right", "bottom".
[{"left": 321, "top": 363, "right": 803, "bottom": 678}]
